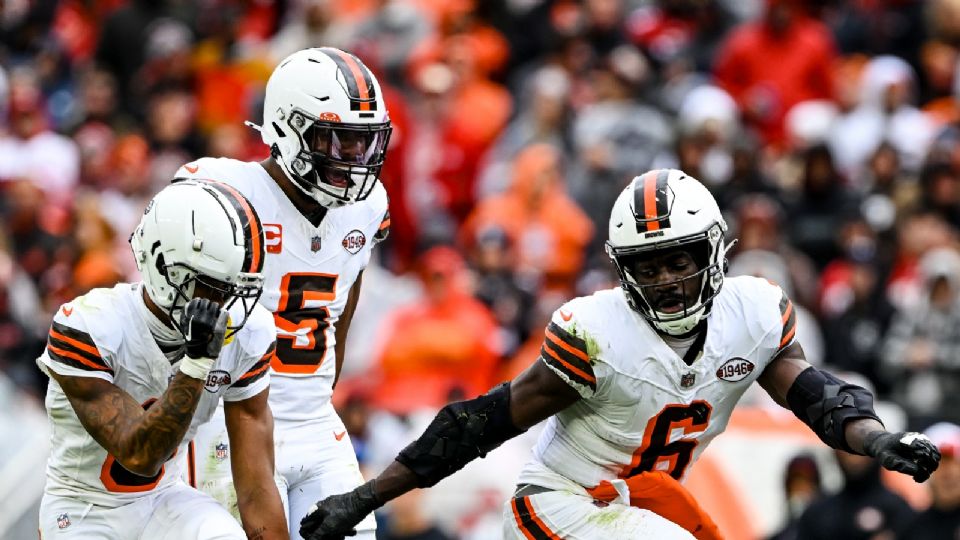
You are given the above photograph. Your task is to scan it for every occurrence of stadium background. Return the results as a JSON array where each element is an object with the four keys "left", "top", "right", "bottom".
[{"left": 1, "top": 0, "right": 960, "bottom": 538}]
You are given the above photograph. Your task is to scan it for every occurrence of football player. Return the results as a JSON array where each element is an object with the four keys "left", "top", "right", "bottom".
[
  {"left": 299, "top": 169, "right": 942, "bottom": 540},
  {"left": 177, "top": 47, "right": 391, "bottom": 539},
  {"left": 37, "top": 182, "right": 286, "bottom": 539}
]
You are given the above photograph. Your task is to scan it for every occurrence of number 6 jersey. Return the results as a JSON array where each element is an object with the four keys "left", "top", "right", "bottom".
[
  {"left": 517, "top": 276, "right": 797, "bottom": 492},
  {"left": 175, "top": 157, "right": 388, "bottom": 421}
]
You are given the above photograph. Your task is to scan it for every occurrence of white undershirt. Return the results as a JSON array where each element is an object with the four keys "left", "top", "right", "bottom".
[
  {"left": 660, "top": 332, "right": 700, "bottom": 360},
  {"left": 136, "top": 284, "right": 185, "bottom": 363}
]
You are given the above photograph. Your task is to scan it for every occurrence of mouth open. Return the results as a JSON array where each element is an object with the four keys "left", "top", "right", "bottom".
[
  {"left": 325, "top": 168, "right": 351, "bottom": 189},
  {"left": 656, "top": 297, "right": 685, "bottom": 314}
]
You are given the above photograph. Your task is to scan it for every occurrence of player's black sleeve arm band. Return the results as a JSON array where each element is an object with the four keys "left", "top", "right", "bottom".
[
  {"left": 396, "top": 382, "right": 526, "bottom": 488},
  {"left": 786, "top": 366, "right": 883, "bottom": 454}
]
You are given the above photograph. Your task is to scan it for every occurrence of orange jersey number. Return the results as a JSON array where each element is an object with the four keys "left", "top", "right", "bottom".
[
  {"left": 271, "top": 272, "right": 338, "bottom": 374},
  {"left": 624, "top": 400, "right": 713, "bottom": 480}
]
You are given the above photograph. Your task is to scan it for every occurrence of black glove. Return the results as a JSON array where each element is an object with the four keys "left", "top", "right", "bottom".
[
  {"left": 300, "top": 481, "right": 380, "bottom": 540},
  {"left": 180, "top": 298, "right": 228, "bottom": 359},
  {"left": 864, "top": 430, "right": 941, "bottom": 483}
]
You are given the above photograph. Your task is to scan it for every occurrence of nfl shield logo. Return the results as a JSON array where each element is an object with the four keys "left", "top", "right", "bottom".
[
  {"left": 680, "top": 372, "right": 696, "bottom": 388},
  {"left": 57, "top": 513, "right": 71, "bottom": 529},
  {"left": 215, "top": 442, "right": 228, "bottom": 461},
  {"left": 310, "top": 236, "right": 322, "bottom": 252}
]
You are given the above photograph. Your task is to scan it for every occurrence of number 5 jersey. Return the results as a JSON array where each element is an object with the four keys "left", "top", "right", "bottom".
[
  {"left": 518, "top": 276, "right": 798, "bottom": 492},
  {"left": 174, "top": 157, "right": 388, "bottom": 422}
]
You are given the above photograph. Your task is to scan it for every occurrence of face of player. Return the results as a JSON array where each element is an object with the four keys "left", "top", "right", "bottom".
[
  {"left": 307, "top": 124, "right": 385, "bottom": 189},
  {"left": 626, "top": 247, "right": 703, "bottom": 315}
]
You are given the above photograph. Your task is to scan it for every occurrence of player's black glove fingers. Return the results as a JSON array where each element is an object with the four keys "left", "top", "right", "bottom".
[
  {"left": 300, "top": 482, "right": 379, "bottom": 540},
  {"left": 865, "top": 431, "right": 942, "bottom": 483},
  {"left": 180, "top": 298, "right": 228, "bottom": 359}
]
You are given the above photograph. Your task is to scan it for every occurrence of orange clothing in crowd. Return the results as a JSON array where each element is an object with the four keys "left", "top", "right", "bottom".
[
  {"left": 372, "top": 247, "right": 501, "bottom": 414},
  {"left": 461, "top": 144, "right": 593, "bottom": 293}
]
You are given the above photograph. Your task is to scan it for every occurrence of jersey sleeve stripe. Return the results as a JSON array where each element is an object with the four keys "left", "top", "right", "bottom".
[
  {"left": 49, "top": 328, "right": 101, "bottom": 359},
  {"left": 232, "top": 363, "right": 269, "bottom": 388},
  {"left": 540, "top": 345, "right": 597, "bottom": 389},
  {"left": 232, "top": 344, "right": 275, "bottom": 388},
  {"left": 545, "top": 323, "right": 589, "bottom": 362},
  {"left": 47, "top": 344, "right": 112, "bottom": 372},
  {"left": 51, "top": 321, "right": 98, "bottom": 350},
  {"left": 779, "top": 295, "right": 797, "bottom": 351},
  {"left": 511, "top": 496, "right": 559, "bottom": 540},
  {"left": 543, "top": 335, "right": 592, "bottom": 373}
]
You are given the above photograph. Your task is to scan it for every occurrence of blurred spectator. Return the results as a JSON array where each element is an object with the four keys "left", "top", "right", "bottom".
[
  {"left": 370, "top": 246, "right": 500, "bottom": 415},
  {"left": 0, "top": 245, "right": 46, "bottom": 396},
  {"left": 785, "top": 144, "right": 860, "bottom": 270},
  {"left": 405, "top": 35, "right": 512, "bottom": 225},
  {"left": 568, "top": 48, "right": 670, "bottom": 232},
  {"left": 269, "top": 0, "right": 352, "bottom": 63},
  {"left": 713, "top": 0, "right": 837, "bottom": 145},
  {"left": 626, "top": 0, "right": 736, "bottom": 74},
  {"left": 767, "top": 453, "right": 822, "bottom": 540},
  {"left": 829, "top": 55, "right": 936, "bottom": 177},
  {"left": 477, "top": 65, "right": 573, "bottom": 197},
  {"left": 919, "top": 161, "right": 960, "bottom": 230},
  {"left": 855, "top": 142, "right": 921, "bottom": 236},
  {"left": 882, "top": 247, "right": 960, "bottom": 428},
  {"left": 729, "top": 194, "right": 819, "bottom": 308},
  {"left": 468, "top": 226, "right": 535, "bottom": 359},
  {"left": 0, "top": 67, "right": 79, "bottom": 204},
  {"left": 885, "top": 212, "right": 958, "bottom": 312},
  {"left": 655, "top": 84, "right": 740, "bottom": 188},
  {"left": 94, "top": 0, "right": 175, "bottom": 116},
  {"left": 796, "top": 448, "right": 915, "bottom": 539},
  {"left": 898, "top": 422, "right": 960, "bottom": 540},
  {"left": 818, "top": 244, "right": 895, "bottom": 394},
  {"left": 461, "top": 143, "right": 593, "bottom": 295},
  {"left": 347, "top": 0, "right": 433, "bottom": 87},
  {"left": 379, "top": 490, "right": 454, "bottom": 540}
]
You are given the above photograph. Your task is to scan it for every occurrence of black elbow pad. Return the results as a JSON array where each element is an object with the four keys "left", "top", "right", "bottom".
[
  {"left": 786, "top": 367, "right": 882, "bottom": 453},
  {"left": 396, "top": 382, "right": 525, "bottom": 488}
]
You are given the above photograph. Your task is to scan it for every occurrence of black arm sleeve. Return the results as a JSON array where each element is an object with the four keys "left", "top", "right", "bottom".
[
  {"left": 786, "top": 366, "right": 883, "bottom": 453},
  {"left": 396, "top": 382, "right": 525, "bottom": 488}
]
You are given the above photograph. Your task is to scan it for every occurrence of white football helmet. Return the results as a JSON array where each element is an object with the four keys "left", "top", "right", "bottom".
[
  {"left": 606, "top": 169, "right": 730, "bottom": 335},
  {"left": 130, "top": 181, "right": 266, "bottom": 338},
  {"left": 255, "top": 47, "right": 392, "bottom": 208}
]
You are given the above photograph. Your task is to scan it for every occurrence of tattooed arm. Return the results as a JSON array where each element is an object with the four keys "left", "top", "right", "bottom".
[{"left": 49, "top": 370, "right": 204, "bottom": 476}]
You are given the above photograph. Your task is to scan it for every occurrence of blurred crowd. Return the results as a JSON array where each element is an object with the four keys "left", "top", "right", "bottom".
[{"left": 6, "top": 0, "right": 960, "bottom": 537}]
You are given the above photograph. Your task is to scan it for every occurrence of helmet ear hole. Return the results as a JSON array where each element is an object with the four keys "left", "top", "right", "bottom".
[{"left": 155, "top": 252, "right": 168, "bottom": 278}]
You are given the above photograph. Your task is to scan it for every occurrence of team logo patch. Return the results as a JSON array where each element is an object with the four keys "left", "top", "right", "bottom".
[
  {"left": 716, "top": 357, "right": 755, "bottom": 382},
  {"left": 311, "top": 235, "right": 322, "bottom": 252},
  {"left": 264, "top": 223, "right": 283, "bottom": 254},
  {"left": 204, "top": 370, "right": 232, "bottom": 393},
  {"left": 342, "top": 229, "right": 366, "bottom": 254},
  {"left": 57, "top": 513, "right": 71, "bottom": 529},
  {"left": 215, "top": 442, "right": 229, "bottom": 461},
  {"left": 680, "top": 372, "right": 696, "bottom": 388}
]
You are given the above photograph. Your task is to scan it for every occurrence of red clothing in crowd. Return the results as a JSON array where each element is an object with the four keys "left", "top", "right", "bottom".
[{"left": 713, "top": 3, "right": 837, "bottom": 145}]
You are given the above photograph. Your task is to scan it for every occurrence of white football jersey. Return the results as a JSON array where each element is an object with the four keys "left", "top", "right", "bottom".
[
  {"left": 174, "top": 158, "right": 388, "bottom": 421},
  {"left": 37, "top": 283, "right": 275, "bottom": 508},
  {"left": 517, "top": 276, "right": 797, "bottom": 492}
]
